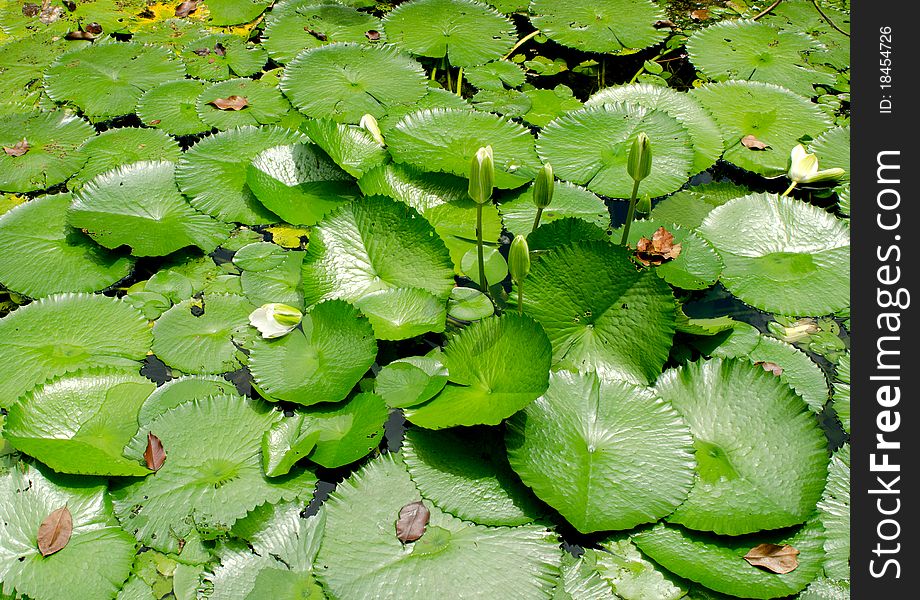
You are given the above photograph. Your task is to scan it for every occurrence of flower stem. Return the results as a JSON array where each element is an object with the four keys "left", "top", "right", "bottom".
[
  {"left": 456, "top": 67, "right": 464, "bottom": 96},
  {"left": 532, "top": 207, "right": 544, "bottom": 232},
  {"left": 620, "top": 179, "right": 642, "bottom": 246},
  {"left": 781, "top": 181, "right": 798, "bottom": 197},
  {"left": 517, "top": 284, "right": 523, "bottom": 316},
  {"left": 752, "top": 0, "right": 783, "bottom": 20},
  {"left": 476, "top": 203, "right": 490, "bottom": 300},
  {"left": 502, "top": 30, "right": 540, "bottom": 60},
  {"left": 811, "top": 0, "right": 849, "bottom": 36},
  {"left": 430, "top": 65, "right": 437, "bottom": 81}
]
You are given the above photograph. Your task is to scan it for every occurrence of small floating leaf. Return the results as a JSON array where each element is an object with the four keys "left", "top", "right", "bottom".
[
  {"left": 37, "top": 506, "right": 73, "bottom": 557},
  {"left": 396, "top": 501, "right": 430, "bottom": 543},
  {"left": 144, "top": 432, "right": 166, "bottom": 472},
  {"left": 743, "top": 543, "right": 800, "bottom": 574}
]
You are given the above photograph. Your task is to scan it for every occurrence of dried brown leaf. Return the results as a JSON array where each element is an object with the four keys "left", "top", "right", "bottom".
[
  {"left": 743, "top": 543, "right": 800, "bottom": 574},
  {"left": 175, "top": 0, "right": 199, "bottom": 18},
  {"left": 3, "top": 139, "right": 30, "bottom": 157},
  {"left": 741, "top": 134, "right": 770, "bottom": 151},
  {"left": 22, "top": 3, "right": 41, "bottom": 17},
  {"left": 690, "top": 9, "right": 711, "bottom": 20},
  {"left": 635, "top": 226, "right": 682, "bottom": 266},
  {"left": 144, "top": 432, "right": 166, "bottom": 471},
  {"left": 214, "top": 43, "right": 227, "bottom": 57},
  {"left": 654, "top": 20, "right": 677, "bottom": 29},
  {"left": 192, "top": 47, "right": 210, "bottom": 56},
  {"left": 37, "top": 506, "right": 73, "bottom": 557},
  {"left": 65, "top": 30, "right": 96, "bottom": 41},
  {"left": 305, "top": 28, "right": 328, "bottom": 41},
  {"left": 85, "top": 22, "right": 103, "bottom": 35},
  {"left": 756, "top": 361, "right": 783, "bottom": 376},
  {"left": 208, "top": 95, "right": 249, "bottom": 111},
  {"left": 63, "top": 0, "right": 76, "bottom": 10},
  {"left": 365, "top": 29, "right": 381, "bottom": 41},
  {"left": 395, "top": 501, "right": 429, "bottom": 543}
]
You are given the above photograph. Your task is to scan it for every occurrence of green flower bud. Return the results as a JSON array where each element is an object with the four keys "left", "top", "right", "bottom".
[
  {"left": 627, "top": 132, "right": 652, "bottom": 183},
  {"left": 468, "top": 145, "right": 494, "bottom": 205},
  {"left": 636, "top": 193, "right": 652, "bottom": 216},
  {"left": 508, "top": 235, "right": 530, "bottom": 285},
  {"left": 359, "top": 114, "right": 385, "bottom": 147},
  {"left": 533, "top": 163, "right": 554, "bottom": 209}
]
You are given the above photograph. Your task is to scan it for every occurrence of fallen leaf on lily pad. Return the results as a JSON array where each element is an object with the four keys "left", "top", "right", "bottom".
[
  {"left": 757, "top": 361, "right": 784, "bottom": 376},
  {"left": 175, "top": 0, "right": 199, "bottom": 17},
  {"left": 743, "top": 543, "right": 800, "bottom": 574},
  {"left": 396, "top": 500, "right": 429, "bottom": 543},
  {"left": 214, "top": 43, "right": 227, "bottom": 57},
  {"left": 655, "top": 20, "right": 677, "bottom": 29},
  {"left": 635, "top": 226, "right": 682, "bottom": 266},
  {"left": 144, "top": 432, "right": 166, "bottom": 471},
  {"left": 3, "top": 139, "right": 29, "bottom": 157},
  {"left": 38, "top": 506, "right": 73, "bottom": 557},
  {"left": 22, "top": 3, "right": 41, "bottom": 17},
  {"left": 690, "top": 9, "right": 711, "bottom": 21},
  {"left": 85, "top": 22, "right": 103, "bottom": 35},
  {"left": 208, "top": 96, "right": 249, "bottom": 111},
  {"left": 741, "top": 135, "right": 770, "bottom": 151},
  {"left": 366, "top": 30, "right": 381, "bottom": 41},
  {"left": 65, "top": 30, "right": 96, "bottom": 41},
  {"left": 306, "top": 29, "right": 328, "bottom": 42}
]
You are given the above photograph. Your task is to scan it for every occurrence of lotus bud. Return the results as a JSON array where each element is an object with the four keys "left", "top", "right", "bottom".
[
  {"left": 468, "top": 145, "right": 494, "bottom": 205},
  {"left": 249, "top": 303, "right": 303, "bottom": 339},
  {"left": 508, "top": 236, "right": 530, "bottom": 285},
  {"left": 788, "top": 144, "right": 846, "bottom": 184},
  {"left": 636, "top": 193, "right": 652, "bottom": 216},
  {"left": 627, "top": 132, "right": 652, "bottom": 183},
  {"left": 359, "top": 114, "right": 385, "bottom": 146},
  {"left": 533, "top": 163, "right": 554, "bottom": 209}
]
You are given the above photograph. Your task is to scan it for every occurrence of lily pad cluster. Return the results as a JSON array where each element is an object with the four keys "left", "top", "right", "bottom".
[{"left": 0, "top": 1, "right": 849, "bottom": 599}]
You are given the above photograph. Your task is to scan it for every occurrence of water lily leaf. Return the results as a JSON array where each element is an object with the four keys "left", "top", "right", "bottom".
[
  {"left": 138, "top": 375, "right": 240, "bottom": 427},
  {"left": 632, "top": 520, "right": 826, "bottom": 599},
  {"left": 530, "top": 0, "right": 666, "bottom": 54},
  {"left": 0, "top": 461, "right": 136, "bottom": 600},
  {"left": 460, "top": 246, "right": 507, "bottom": 287},
  {"left": 69, "top": 160, "right": 232, "bottom": 256},
  {"left": 375, "top": 355, "right": 448, "bottom": 408},
  {"left": 353, "top": 287, "right": 447, "bottom": 340},
  {"left": 299, "top": 118, "right": 389, "bottom": 178},
  {"left": 690, "top": 81, "right": 832, "bottom": 176},
  {"left": 136, "top": 79, "right": 210, "bottom": 136},
  {"left": 808, "top": 126, "right": 850, "bottom": 215},
  {"left": 0, "top": 293, "right": 151, "bottom": 408},
  {"left": 314, "top": 454, "right": 561, "bottom": 600},
  {"left": 817, "top": 444, "right": 849, "bottom": 580},
  {"left": 4, "top": 370, "right": 155, "bottom": 476},
  {"left": 72, "top": 127, "right": 181, "bottom": 187},
  {"left": 465, "top": 60, "right": 527, "bottom": 91},
  {"left": 654, "top": 358, "right": 828, "bottom": 535},
  {"left": 249, "top": 300, "right": 377, "bottom": 405},
  {"left": 44, "top": 42, "right": 185, "bottom": 120},
  {"left": 0, "top": 34, "right": 71, "bottom": 105},
  {"left": 832, "top": 353, "right": 850, "bottom": 433},
  {"left": 383, "top": 0, "right": 516, "bottom": 67},
  {"left": 197, "top": 79, "right": 291, "bottom": 130},
  {"left": 298, "top": 391, "right": 388, "bottom": 468},
  {"left": 205, "top": 0, "right": 272, "bottom": 26},
  {"left": 181, "top": 34, "right": 267, "bottom": 81},
  {"left": 698, "top": 193, "right": 849, "bottom": 315},
  {"left": 0, "top": 111, "right": 93, "bottom": 193},
  {"left": 537, "top": 104, "right": 694, "bottom": 198},
  {"left": 247, "top": 143, "right": 359, "bottom": 226},
  {"left": 446, "top": 286, "right": 494, "bottom": 321},
  {"left": 687, "top": 20, "right": 836, "bottom": 97},
  {"left": 302, "top": 195, "right": 455, "bottom": 311},
  {"left": 618, "top": 221, "right": 722, "bottom": 290},
  {"left": 762, "top": 0, "right": 850, "bottom": 71},
  {"left": 387, "top": 108, "right": 541, "bottom": 189},
  {"left": 176, "top": 126, "right": 308, "bottom": 224},
  {"left": 281, "top": 42, "right": 428, "bottom": 124},
  {"left": 403, "top": 426, "right": 544, "bottom": 526},
  {"left": 113, "top": 394, "right": 317, "bottom": 554},
  {"left": 262, "top": 416, "right": 322, "bottom": 477},
  {"left": 649, "top": 181, "right": 751, "bottom": 230},
  {"left": 0, "top": 193, "right": 134, "bottom": 297},
  {"left": 798, "top": 578, "right": 850, "bottom": 600},
  {"left": 507, "top": 370, "right": 695, "bottom": 533},
  {"left": 595, "top": 536, "right": 689, "bottom": 600},
  {"left": 499, "top": 180, "right": 608, "bottom": 237},
  {"left": 521, "top": 241, "right": 676, "bottom": 384},
  {"left": 263, "top": 1, "right": 384, "bottom": 64},
  {"left": 586, "top": 83, "right": 723, "bottom": 175},
  {"left": 377, "top": 87, "right": 473, "bottom": 131},
  {"left": 521, "top": 84, "right": 584, "bottom": 128},
  {"left": 554, "top": 549, "right": 619, "bottom": 600},
  {"left": 472, "top": 88, "right": 532, "bottom": 118},
  {"left": 152, "top": 293, "right": 255, "bottom": 375},
  {"left": 525, "top": 218, "right": 608, "bottom": 252},
  {"left": 240, "top": 248, "right": 305, "bottom": 309},
  {"left": 404, "top": 313, "right": 551, "bottom": 429}
]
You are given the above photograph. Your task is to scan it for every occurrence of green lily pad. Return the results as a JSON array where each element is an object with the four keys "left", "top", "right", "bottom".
[
  {"left": 507, "top": 370, "right": 695, "bottom": 533},
  {"left": 817, "top": 444, "right": 849, "bottom": 580},
  {"left": 152, "top": 294, "right": 256, "bottom": 375},
  {"left": 521, "top": 241, "right": 676, "bottom": 384},
  {"left": 460, "top": 246, "right": 508, "bottom": 287},
  {"left": 687, "top": 20, "right": 836, "bottom": 97},
  {"left": 387, "top": 108, "right": 541, "bottom": 188},
  {"left": 205, "top": 0, "right": 272, "bottom": 26},
  {"left": 446, "top": 286, "right": 494, "bottom": 321},
  {"left": 44, "top": 42, "right": 185, "bottom": 120},
  {"left": 263, "top": 1, "right": 384, "bottom": 64},
  {"left": 298, "top": 391, "right": 388, "bottom": 468},
  {"left": 0, "top": 111, "right": 94, "bottom": 193},
  {"left": 554, "top": 549, "right": 618, "bottom": 600},
  {"left": 762, "top": 0, "right": 850, "bottom": 71},
  {"left": 0, "top": 293, "right": 151, "bottom": 409},
  {"left": 249, "top": 300, "right": 377, "bottom": 405},
  {"left": 180, "top": 34, "right": 267, "bottom": 81},
  {"left": 196, "top": 78, "right": 291, "bottom": 130},
  {"left": 240, "top": 248, "right": 305, "bottom": 309},
  {"left": 136, "top": 79, "right": 211, "bottom": 136},
  {"left": 353, "top": 287, "right": 448, "bottom": 340},
  {"left": 262, "top": 417, "right": 322, "bottom": 478},
  {"left": 403, "top": 426, "right": 543, "bottom": 526},
  {"left": 314, "top": 454, "right": 561, "bottom": 600},
  {"left": 586, "top": 84, "right": 723, "bottom": 175},
  {"left": 299, "top": 118, "right": 390, "bottom": 178},
  {"left": 138, "top": 375, "right": 240, "bottom": 427},
  {"left": 383, "top": 0, "right": 515, "bottom": 67},
  {"left": 832, "top": 353, "right": 849, "bottom": 433},
  {"left": 404, "top": 313, "right": 551, "bottom": 428},
  {"left": 113, "top": 394, "right": 317, "bottom": 554},
  {"left": 698, "top": 193, "right": 849, "bottom": 315},
  {"left": 499, "top": 180, "right": 608, "bottom": 237},
  {"left": 72, "top": 127, "right": 181, "bottom": 187},
  {"left": 246, "top": 143, "right": 359, "bottom": 226},
  {"left": 654, "top": 358, "right": 828, "bottom": 535},
  {"left": 808, "top": 126, "right": 850, "bottom": 215},
  {"left": 522, "top": 84, "right": 584, "bottom": 128},
  {"left": 375, "top": 355, "right": 448, "bottom": 408},
  {"left": 465, "top": 60, "right": 527, "bottom": 91},
  {"left": 378, "top": 87, "right": 473, "bottom": 131},
  {"left": 537, "top": 104, "right": 694, "bottom": 198},
  {"left": 632, "top": 520, "right": 826, "bottom": 599},
  {"left": 4, "top": 370, "right": 155, "bottom": 476},
  {"left": 0, "top": 34, "right": 71, "bottom": 105},
  {"left": 69, "top": 160, "right": 231, "bottom": 256},
  {"left": 281, "top": 42, "right": 428, "bottom": 123},
  {"left": 799, "top": 578, "right": 851, "bottom": 600},
  {"left": 471, "top": 88, "right": 532, "bottom": 118},
  {"left": 176, "top": 126, "right": 308, "bottom": 224},
  {"left": 595, "top": 536, "right": 689, "bottom": 600},
  {"left": 648, "top": 182, "right": 751, "bottom": 230},
  {"left": 690, "top": 81, "right": 832, "bottom": 176},
  {"left": 618, "top": 221, "right": 723, "bottom": 291},
  {"left": 530, "top": 0, "right": 666, "bottom": 54},
  {"left": 0, "top": 461, "right": 136, "bottom": 600},
  {"left": 0, "top": 194, "right": 134, "bottom": 297}
]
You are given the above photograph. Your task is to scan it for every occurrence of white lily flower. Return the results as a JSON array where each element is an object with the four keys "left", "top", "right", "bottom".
[
  {"left": 359, "top": 114, "right": 386, "bottom": 147},
  {"left": 788, "top": 144, "right": 846, "bottom": 184},
  {"left": 249, "top": 303, "right": 303, "bottom": 339}
]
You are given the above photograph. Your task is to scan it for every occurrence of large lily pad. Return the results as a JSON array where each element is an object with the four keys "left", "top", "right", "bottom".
[
  {"left": 654, "top": 358, "right": 828, "bottom": 535},
  {"left": 299, "top": 118, "right": 390, "bottom": 178},
  {"left": 196, "top": 78, "right": 291, "bottom": 130},
  {"left": 136, "top": 79, "right": 211, "bottom": 136},
  {"left": 499, "top": 180, "right": 608, "bottom": 237},
  {"left": 529, "top": 0, "right": 666, "bottom": 54},
  {"left": 0, "top": 194, "right": 134, "bottom": 298},
  {"left": 206, "top": 0, "right": 272, "bottom": 26},
  {"left": 180, "top": 34, "right": 267, "bottom": 81},
  {"left": 698, "top": 193, "right": 849, "bottom": 315},
  {"left": 507, "top": 370, "right": 695, "bottom": 533},
  {"left": 263, "top": 1, "right": 384, "bottom": 64},
  {"left": 69, "top": 160, "right": 231, "bottom": 256},
  {"left": 648, "top": 182, "right": 751, "bottom": 230},
  {"left": 72, "top": 127, "right": 181, "bottom": 187},
  {"left": 292, "top": 391, "right": 388, "bottom": 468},
  {"left": 808, "top": 126, "right": 850, "bottom": 215},
  {"left": 521, "top": 241, "right": 676, "bottom": 384},
  {"left": 817, "top": 444, "right": 849, "bottom": 580},
  {"left": 0, "top": 111, "right": 94, "bottom": 193},
  {"left": 595, "top": 535, "right": 689, "bottom": 600}
]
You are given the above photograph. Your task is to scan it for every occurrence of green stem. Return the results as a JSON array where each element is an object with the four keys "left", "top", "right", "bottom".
[
  {"left": 752, "top": 0, "right": 783, "bottom": 20},
  {"left": 600, "top": 57, "right": 606, "bottom": 89},
  {"left": 502, "top": 29, "right": 540, "bottom": 60},
  {"left": 781, "top": 181, "right": 798, "bottom": 197},
  {"left": 456, "top": 67, "right": 464, "bottom": 96},
  {"left": 532, "top": 207, "right": 544, "bottom": 232},
  {"left": 517, "top": 284, "right": 523, "bottom": 316},
  {"left": 430, "top": 65, "right": 437, "bottom": 81},
  {"left": 476, "top": 203, "right": 490, "bottom": 300},
  {"left": 443, "top": 57, "right": 452, "bottom": 92},
  {"left": 620, "top": 179, "right": 642, "bottom": 246},
  {"left": 811, "top": 0, "right": 849, "bottom": 36}
]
